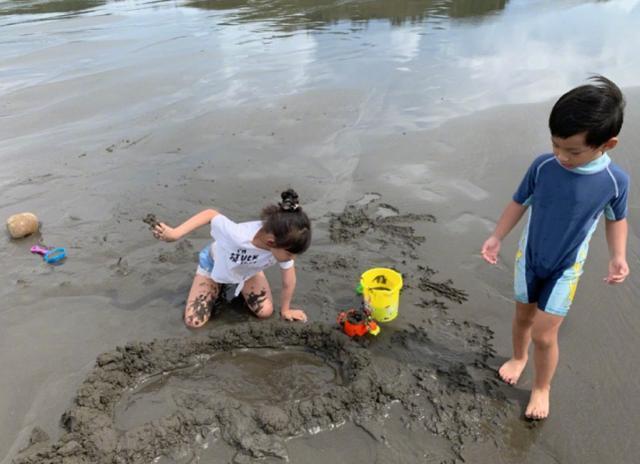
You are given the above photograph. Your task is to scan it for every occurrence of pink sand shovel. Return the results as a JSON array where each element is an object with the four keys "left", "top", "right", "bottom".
[{"left": 31, "top": 245, "right": 67, "bottom": 264}]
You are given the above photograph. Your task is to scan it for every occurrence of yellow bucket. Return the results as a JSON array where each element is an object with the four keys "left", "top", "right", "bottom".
[{"left": 360, "top": 268, "right": 403, "bottom": 323}]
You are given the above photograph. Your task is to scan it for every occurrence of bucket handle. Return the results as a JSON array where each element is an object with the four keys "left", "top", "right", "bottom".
[{"left": 364, "top": 285, "right": 395, "bottom": 293}]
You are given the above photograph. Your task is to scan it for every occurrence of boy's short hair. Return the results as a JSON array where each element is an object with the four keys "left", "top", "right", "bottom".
[{"left": 549, "top": 75, "right": 625, "bottom": 147}]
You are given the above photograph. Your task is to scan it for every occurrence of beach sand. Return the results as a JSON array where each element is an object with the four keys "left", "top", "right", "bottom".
[
  {"left": 4, "top": 83, "right": 639, "bottom": 462},
  {"left": 2, "top": 2, "right": 640, "bottom": 462}
]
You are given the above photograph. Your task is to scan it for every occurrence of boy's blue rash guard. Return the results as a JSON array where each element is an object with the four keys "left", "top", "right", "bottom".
[{"left": 513, "top": 153, "right": 629, "bottom": 278}]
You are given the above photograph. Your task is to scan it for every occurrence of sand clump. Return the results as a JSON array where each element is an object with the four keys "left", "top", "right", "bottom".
[
  {"left": 142, "top": 213, "right": 160, "bottom": 230},
  {"left": 328, "top": 197, "right": 435, "bottom": 252},
  {"left": 14, "top": 196, "right": 511, "bottom": 463},
  {"left": 14, "top": 322, "right": 509, "bottom": 464}
]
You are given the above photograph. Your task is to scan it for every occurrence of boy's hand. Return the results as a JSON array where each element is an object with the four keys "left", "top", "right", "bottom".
[
  {"left": 153, "top": 222, "right": 180, "bottom": 242},
  {"left": 281, "top": 308, "right": 307, "bottom": 322},
  {"left": 604, "top": 257, "right": 629, "bottom": 284},
  {"left": 481, "top": 235, "right": 501, "bottom": 264}
]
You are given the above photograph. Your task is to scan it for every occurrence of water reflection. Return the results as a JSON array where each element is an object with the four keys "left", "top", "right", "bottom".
[
  {"left": 0, "top": 0, "right": 106, "bottom": 16},
  {"left": 185, "top": 0, "right": 509, "bottom": 28},
  {"left": 1, "top": 0, "right": 638, "bottom": 127}
]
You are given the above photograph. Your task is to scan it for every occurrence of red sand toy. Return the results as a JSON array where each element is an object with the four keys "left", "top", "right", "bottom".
[{"left": 337, "top": 308, "right": 380, "bottom": 337}]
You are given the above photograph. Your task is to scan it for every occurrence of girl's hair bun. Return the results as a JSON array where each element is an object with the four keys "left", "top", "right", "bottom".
[
  {"left": 279, "top": 189, "right": 300, "bottom": 212},
  {"left": 262, "top": 188, "right": 311, "bottom": 254}
]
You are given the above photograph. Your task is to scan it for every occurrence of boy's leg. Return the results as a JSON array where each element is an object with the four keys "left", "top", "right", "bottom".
[
  {"left": 184, "top": 274, "right": 220, "bottom": 328},
  {"left": 526, "top": 310, "right": 564, "bottom": 419},
  {"left": 242, "top": 271, "right": 274, "bottom": 319},
  {"left": 499, "top": 301, "right": 537, "bottom": 385}
]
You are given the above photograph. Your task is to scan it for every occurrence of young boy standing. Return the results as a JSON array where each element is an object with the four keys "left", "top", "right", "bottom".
[{"left": 481, "top": 76, "right": 630, "bottom": 419}]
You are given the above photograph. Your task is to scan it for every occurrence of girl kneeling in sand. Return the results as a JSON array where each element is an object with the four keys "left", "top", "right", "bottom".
[{"left": 152, "top": 189, "right": 311, "bottom": 327}]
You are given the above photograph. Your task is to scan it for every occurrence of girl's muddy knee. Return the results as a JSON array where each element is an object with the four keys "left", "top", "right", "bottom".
[
  {"left": 255, "top": 304, "right": 274, "bottom": 319},
  {"left": 184, "top": 293, "right": 214, "bottom": 328},
  {"left": 245, "top": 289, "right": 272, "bottom": 318},
  {"left": 184, "top": 313, "right": 209, "bottom": 328}
]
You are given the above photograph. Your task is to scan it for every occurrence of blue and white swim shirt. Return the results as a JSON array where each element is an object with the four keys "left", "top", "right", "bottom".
[{"left": 512, "top": 153, "right": 629, "bottom": 315}]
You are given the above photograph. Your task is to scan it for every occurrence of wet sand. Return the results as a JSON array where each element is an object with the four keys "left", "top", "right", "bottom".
[
  {"left": 13, "top": 318, "right": 506, "bottom": 463},
  {"left": 2, "top": 1, "right": 640, "bottom": 463},
  {"left": 4, "top": 87, "right": 640, "bottom": 463}
]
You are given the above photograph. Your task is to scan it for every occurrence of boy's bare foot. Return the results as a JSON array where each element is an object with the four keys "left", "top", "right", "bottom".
[
  {"left": 498, "top": 358, "right": 527, "bottom": 385},
  {"left": 525, "top": 387, "right": 550, "bottom": 420}
]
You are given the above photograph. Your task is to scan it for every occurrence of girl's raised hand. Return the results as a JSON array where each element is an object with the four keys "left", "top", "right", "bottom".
[
  {"left": 153, "top": 222, "right": 180, "bottom": 242},
  {"left": 281, "top": 308, "right": 307, "bottom": 322}
]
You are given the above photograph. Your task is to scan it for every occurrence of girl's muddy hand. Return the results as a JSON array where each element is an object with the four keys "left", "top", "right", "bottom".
[
  {"left": 281, "top": 308, "right": 307, "bottom": 322},
  {"left": 153, "top": 222, "right": 179, "bottom": 242}
]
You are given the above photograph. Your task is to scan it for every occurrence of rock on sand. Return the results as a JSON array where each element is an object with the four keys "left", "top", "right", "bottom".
[{"left": 6, "top": 212, "right": 39, "bottom": 238}]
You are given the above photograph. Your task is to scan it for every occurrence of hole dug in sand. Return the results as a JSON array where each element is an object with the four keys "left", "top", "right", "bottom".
[
  {"left": 15, "top": 322, "right": 511, "bottom": 463},
  {"left": 114, "top": 348, "right": 342, "bottom": 431},
  {"left": 15, "top": 323, "right": 402, "bottom": 463}
]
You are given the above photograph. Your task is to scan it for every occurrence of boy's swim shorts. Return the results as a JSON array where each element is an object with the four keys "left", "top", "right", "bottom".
[{"left": 513, "top": 247, "right": 584, "bottom": 317}]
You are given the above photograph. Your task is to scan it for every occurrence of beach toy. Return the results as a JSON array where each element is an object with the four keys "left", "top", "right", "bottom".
[
  {"left": 337, "top": 308, "right": 380, "bottom": 337},
  {"left": 360, "top": 267, "right": 403, "bottom": 323},
  {"left": 31, "top": 245, "right": 67, "bottom": 264},
  {"left": 7, "top": 212, "right": 39, "bottom": 238}
]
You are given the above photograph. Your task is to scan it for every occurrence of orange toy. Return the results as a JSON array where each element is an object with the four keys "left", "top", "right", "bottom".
[{"left": 337, "top": 308, "right": 380, "bottom": 337}]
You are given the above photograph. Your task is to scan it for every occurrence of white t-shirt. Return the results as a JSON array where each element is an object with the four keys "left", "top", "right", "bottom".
[{"left": 209, "top": 215, "right": 294, "bottom": 295}]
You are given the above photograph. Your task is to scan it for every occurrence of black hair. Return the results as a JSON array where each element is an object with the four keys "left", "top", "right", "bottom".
[
  {"left": 549, "top": 75, "right": 625, "bottom": 147},
  {"left": 261, "top": 189, "right": 311, "bottom": 254}
]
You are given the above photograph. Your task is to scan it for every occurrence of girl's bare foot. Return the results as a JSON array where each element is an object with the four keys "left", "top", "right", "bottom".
[
  {"left": 525, "top": 387, "right": 550, "bottom": 419},
  {"left": 498, "top": 357, "right": 527, "bottom": 385}
]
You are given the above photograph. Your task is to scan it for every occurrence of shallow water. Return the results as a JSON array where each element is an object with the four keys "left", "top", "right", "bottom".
[
  {"left": 2, "top": 0, "right": 640, "bottom": 463},
  {"left": 115, "top": 348, "right": 340, "bottom": 430}
]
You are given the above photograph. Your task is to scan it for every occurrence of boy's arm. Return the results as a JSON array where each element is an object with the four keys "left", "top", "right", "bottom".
[
  {"left": 153, "top": 209, "right": 219, "bottom": 242},
  {"left": 492, "top": 200, "right": 528, "bottom": 240},
  {"left": 604, "top": 218, "right": 629, "bottom": 284},
  {"left": 280, "top": 266, "right": 307, "bottom": 322},
  {"left": 481, "top": 200, "right": 528, "bottom": 264}
]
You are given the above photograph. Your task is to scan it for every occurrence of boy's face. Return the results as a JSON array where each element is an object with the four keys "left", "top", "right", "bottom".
[{"left": 551, "top": 132, "right": 617, "bottom": 169}]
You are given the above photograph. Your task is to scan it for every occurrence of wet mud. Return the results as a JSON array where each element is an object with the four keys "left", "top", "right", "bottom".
[
  {"left": 14, "top": 321, "right": 509, "bottom": 464},
  {"left": 328, "top": 194, "right": 436, "bottom": 252},
  {"left": 415, "top": 265, "right": 469, "bottom": 305},
  {"left": 14, "top": 195, "right": 511, "bottom": 464},
  {"left": 142, "top": 214, "right": 160, "bottom": 230}
]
